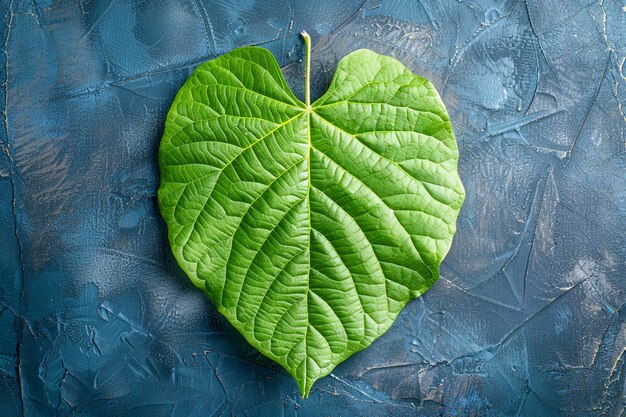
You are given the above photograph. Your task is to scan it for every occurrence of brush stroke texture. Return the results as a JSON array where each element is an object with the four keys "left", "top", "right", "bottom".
[{"left": 0, "top": 0, "right": 624, "bottom": 416}]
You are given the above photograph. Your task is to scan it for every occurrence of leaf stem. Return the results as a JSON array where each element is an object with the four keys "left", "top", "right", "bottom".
[{"left": 301, "top": 31, "right": 311, "bottom": 108}]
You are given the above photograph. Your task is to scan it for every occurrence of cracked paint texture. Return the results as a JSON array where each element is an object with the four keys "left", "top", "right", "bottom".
[{"left": 1, "top": 0, "right": 625, "bottom": 416}]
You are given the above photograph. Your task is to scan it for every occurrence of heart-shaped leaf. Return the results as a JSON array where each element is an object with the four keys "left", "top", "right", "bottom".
[{"left": 158, "top": 33, "right": 464, "bottom": 397}]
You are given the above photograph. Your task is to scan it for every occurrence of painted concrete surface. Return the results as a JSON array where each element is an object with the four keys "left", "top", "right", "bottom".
[{"left": 1, "top": 0, "right": 625, "bottom": 416}]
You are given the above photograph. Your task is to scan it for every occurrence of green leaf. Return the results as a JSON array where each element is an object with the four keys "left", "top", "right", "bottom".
[{"left": 158, "top": 33, "right": 464, "bottom": 398}]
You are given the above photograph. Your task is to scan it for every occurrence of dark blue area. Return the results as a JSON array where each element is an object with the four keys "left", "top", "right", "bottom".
[{"left": 1, "top": 0, "right": 625, "bottom": 416}]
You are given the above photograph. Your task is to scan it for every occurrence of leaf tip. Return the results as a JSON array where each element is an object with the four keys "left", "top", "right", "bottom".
[{"left": 298, "top": 380, "right": 312, "bottom": 399}]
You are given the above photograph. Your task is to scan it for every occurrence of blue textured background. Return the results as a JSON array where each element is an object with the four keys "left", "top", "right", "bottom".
[{"left": 1, "top": 0, "right": 625, "bottom": 416}]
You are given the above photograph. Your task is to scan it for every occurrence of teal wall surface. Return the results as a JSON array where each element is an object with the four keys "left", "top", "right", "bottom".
[{"left": 1, "top": 0, "right": 625, "bottom": 415}]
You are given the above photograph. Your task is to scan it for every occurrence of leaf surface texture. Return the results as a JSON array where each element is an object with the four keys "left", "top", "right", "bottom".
[{"left": 158, "top": 46, "right": 464, "bottom": 397}]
